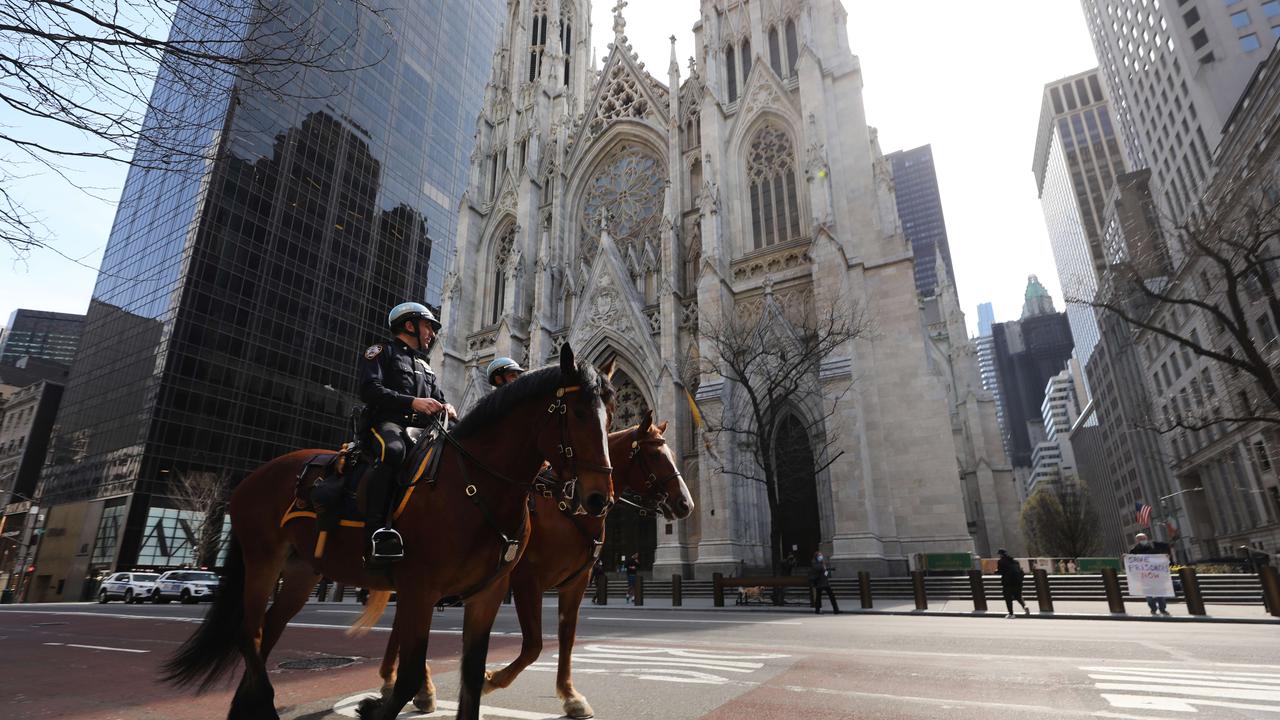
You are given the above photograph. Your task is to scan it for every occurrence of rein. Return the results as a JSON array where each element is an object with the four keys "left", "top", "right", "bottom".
[{"left": 617, "top": 435, "right": 682, "bottom": 516}]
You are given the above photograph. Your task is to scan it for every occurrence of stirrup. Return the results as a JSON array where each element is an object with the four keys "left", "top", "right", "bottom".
[{"left": 370, "top": 527, "right": 405, "bottom": 560}]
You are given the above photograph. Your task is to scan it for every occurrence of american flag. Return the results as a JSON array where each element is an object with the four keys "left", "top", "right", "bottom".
[{"left": 1135, "top": 502, "right": 1153, "bottom": 528}]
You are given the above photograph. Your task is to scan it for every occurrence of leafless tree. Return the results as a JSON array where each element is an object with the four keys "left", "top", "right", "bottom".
[
  {"left": 1, "top": 0, "right": 388, "bottom": 259},
  {"left": 1081, "top": 184, "right": 1280, "bottom": 436},
  {"left": 168, "top": 470, "right": 232, "bottom": 567},
  {"left": 1020, "top": 479, "right": 1102, "bottom": 559},
  {"left": 692, "top": 294, "right": 869, "bottom": 577}
]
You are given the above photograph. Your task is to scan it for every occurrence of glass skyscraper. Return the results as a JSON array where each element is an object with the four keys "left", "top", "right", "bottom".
[
  {"left": 886, "top": 145, "right": 955, "bottom": 299},
  {"left": 33, "top": 0, "right": 502, "bottom": 596},
  {"left": 0, "top": 310, "right": 84, "bottom": 367}
]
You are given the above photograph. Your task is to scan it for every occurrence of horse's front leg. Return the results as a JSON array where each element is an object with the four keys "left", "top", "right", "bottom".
[
  {"left": 484, "top": 573, "right": 540, "bottom": 694},
  {"left": 457, "top": 580, "right": 507, "bottom": 720},
  {"left": 555, "top": 573, "right": 594, "bottom": 719},
  {"left": 415, "top": 660, "right": 437, "bottom": 713}
]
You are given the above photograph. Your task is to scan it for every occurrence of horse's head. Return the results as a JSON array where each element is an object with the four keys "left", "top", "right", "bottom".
[
  {"left": 615, "top": 409, "right": 694, "bottom": 521},
  {"left": 539, "top": 343, "right": 614, "bottom": 518}
]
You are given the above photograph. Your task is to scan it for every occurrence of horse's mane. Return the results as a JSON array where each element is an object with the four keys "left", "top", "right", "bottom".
[{"left": 451, "top": 360, "right": 606, "bottom": 439}]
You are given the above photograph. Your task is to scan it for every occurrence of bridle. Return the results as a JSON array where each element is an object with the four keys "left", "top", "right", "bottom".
[
  {"left": 547, "top": 384, "right": 614, "bottom": 516},
  {"left": 617, "top": 431, "right": 683, "bottom": 518}
]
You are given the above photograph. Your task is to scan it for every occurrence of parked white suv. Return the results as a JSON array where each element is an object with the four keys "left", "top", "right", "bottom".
[
  {"left": 151, "top": 570, "right": 220, "bottom": 604},
  {"left": 97, "top": 572, "right": 160, "bottom": 604}
]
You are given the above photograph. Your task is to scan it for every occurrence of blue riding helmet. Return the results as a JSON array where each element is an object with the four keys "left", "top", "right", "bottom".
[
  {"left": 486, "top": 357, "right": 525, "bottom": 385},
  {"left": 387, "top": 302, "right": 441, "bottom": 332}
]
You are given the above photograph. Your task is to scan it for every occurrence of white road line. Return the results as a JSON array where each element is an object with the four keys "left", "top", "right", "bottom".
[
  {"left": 43, "top": 642, "right": 148, "bottom": 653},
  {"left": 1089, "top": 673, "right": 1280, "bottom": 691},
  {"left": 1082, "top": 665, "right": 1280, "bottom": 680},
  {"left": 1101, "top": 693, "right": 1280, "bottom": 714},
  {"left": 1093, "top": 682, "right": 1280, "bottom": 702},
  {"left": 333, "top": 692, "right": 559, "bottom": 719},
  {"left": 579, "top": 643, "right": 790, "bottom": 660},
  {"left": 584, "top": 615, "right": 801, "bottom": 625},
  {"left": 568, "top": 656, "right": 761, "bottom": 673}
]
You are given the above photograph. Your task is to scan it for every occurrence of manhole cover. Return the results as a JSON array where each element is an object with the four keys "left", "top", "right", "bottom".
[{"left": 278, "top": 656, "right": 357, "bottom": 671}]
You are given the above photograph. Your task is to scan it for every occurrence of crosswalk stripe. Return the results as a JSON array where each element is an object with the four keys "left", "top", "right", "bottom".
[
  {"left": 1093, "top": 682, "right": 1280, "bottom": 703},
  {"left": 1101, "top": 693, "right": 1280, "bottom": 714},
  {"left": 1088, "top": 673, "right": 1280, "bottom": 691},
  {"left": 1082, "top": 665, "right": 1280, "bottom": 681}
]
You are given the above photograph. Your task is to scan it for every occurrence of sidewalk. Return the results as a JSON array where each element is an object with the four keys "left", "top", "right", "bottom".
[{"left": 305, "top": 591, "right": 1280, "bottom": 624}]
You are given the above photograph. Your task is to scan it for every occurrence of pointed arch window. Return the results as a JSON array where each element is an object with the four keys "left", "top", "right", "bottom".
[
  {"left": 747, "top": 124, "right": 803, "bottom": 250},
  {"left": 725, "top": 44, "right": 738, "bottom": 101},
  {"left": 489, "top": 227, "right": 515, "bottom": 326},
  {"left": 529, "top": 12, "right": 549, "bottom": 82},
  {"left": 740, "top": 40, "right": 752, "bottom": 83},
  {"left": 785, "top": 19, "right": 799, "bottom": 77},
  {"left": 768, "top": 27, "right": 783, "bottom": 76},
  {"left": 560, "top": 16, "right": 573, "bottom": 85}
]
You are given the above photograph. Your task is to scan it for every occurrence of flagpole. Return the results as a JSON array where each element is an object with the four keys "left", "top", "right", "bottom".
[{"left": 1157, "top": 488, "right": 1203, "bottom": 563}]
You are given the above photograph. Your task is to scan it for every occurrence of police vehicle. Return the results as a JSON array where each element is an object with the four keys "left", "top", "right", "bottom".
[
  {"left": 97, "top": 572, "right": 159, "bottom": 604},
  {"left": 150, "top": 570, "right": 220, "bottom": 604}
]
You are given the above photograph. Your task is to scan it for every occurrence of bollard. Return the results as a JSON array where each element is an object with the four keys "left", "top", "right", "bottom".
[
  {"left": 634, "top": 575, "right": 645, "bottom": 606},
  {"left": 1033, "top": 569, "right": 1054, "bottom": 613},
  {"left": 858, "top": 571, "right": 873, "bottom": 608},
  {"left": 1178, "top": 567, "right": 1206, "bottom": 616},
  {"left": 1101, "top": 568, "right": 1125, "bottom": 614},
  {"left": 595, "top": 573, "right": 608, "bottom": 605},
  {"left": 1260, "top": 566, "right": 1280, "bottom": 617},
  {"left": 672, "top": 574, "right": 683, "bottom": 607},
  {"left": 968, "top": 569, "right": 987, "bottom": 612},
  {"left": 910, "top": 570, "right": 927, "bottom": 610},
  {"left": 712, "top": 572, "right": 725, "bottom": 607},
  {"left": 333, "top": 583, "right": 346, "bottom": 603}
]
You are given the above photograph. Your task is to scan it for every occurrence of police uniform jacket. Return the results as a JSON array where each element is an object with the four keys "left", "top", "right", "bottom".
[{"left": 359, "top": 338, "right": 446, "bottom": 427}]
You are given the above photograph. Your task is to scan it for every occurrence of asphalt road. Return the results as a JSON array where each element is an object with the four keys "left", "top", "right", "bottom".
[{"left": 1, "top": 599, "right": 1277, "bottom": 719}]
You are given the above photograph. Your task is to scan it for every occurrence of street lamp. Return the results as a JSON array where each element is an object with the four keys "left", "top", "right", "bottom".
[{"left": 1157, "top": 488, "right": 1202, "bottom": 562}]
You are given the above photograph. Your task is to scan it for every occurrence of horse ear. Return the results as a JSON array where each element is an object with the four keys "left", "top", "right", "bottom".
[
  {"left": 639, "top": 409, "right": 653, "bottom": 433},
  {"left": 657, "top": 420, "right": 669, "bottom": 435},
  {"left": 599, "top": 356, "right": 617, "bottom": 381},
  {"left": 560, "top": 342, "right": 575, "bottom": 376}
]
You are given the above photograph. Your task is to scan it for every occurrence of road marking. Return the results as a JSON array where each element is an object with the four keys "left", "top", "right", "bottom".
[
  {"left": 1085, "top": 665, "right": 1280, "bottom": 714},
  {"left": 584, "top": 615, "right": 802, "bottom": 625},
  {"left": 525, "top": 642, "right": 789, "bottom": 686},
  {"left": 333, "top": 692, "right": 559, "bottom": 719},
  {"left": 43, "top": 642, "right": 148, "bottom": 653}
]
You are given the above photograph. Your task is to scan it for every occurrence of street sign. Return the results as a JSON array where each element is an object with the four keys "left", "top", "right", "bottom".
[
  {"left": 1076, "top": 557, "right": 1122, "bottom": 573},
  {"left": 1123, "top": 553, "right": 1175, "bottom": 597},
  {"left": 920, "top": 553, "right": 974, "bottom": 571}
]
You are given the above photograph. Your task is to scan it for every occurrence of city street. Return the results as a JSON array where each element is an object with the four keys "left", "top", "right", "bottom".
[{"left": 1, "top": 600, "right": 1277, "bottom": 719}]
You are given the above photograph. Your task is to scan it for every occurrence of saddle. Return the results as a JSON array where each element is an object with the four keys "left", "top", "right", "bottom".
[{"left": 285, "top": 428, "right": 445, "bottom": 557}]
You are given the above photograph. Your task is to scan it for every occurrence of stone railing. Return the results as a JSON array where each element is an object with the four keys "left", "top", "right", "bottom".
[{"left": 729, "top": 239, "right": 812, "bottom": 282}]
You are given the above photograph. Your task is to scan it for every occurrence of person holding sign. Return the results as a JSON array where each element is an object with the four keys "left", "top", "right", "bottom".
[{"left": 1126, "top": 532, "right": 1174, "bottom": 616}]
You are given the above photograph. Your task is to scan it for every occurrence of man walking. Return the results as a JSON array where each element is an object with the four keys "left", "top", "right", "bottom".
[
  {"left": 810, "top": 550, "right": 839, "bottom": 614},
  {"left": 996, "top": 549, "right": 1030, "bottom": 618}
]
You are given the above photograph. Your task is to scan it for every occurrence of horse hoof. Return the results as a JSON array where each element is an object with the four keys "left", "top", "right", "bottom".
[
  {"left": 563, "top": 695, "right": 594, "bottom": 719},
  {"left": 482, "top": 670, "right": 501, "bottom": 695},
  {"left": 412, "top": 691, "right": 436, "bottom": 713},
  {"left": 379, "top": 683, "right": 394, "bottom": 700},
  {"left": 355, "top": 696, "right": 383, "bottom": 719}
]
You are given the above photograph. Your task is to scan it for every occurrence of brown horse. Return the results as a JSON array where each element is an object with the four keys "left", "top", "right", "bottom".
[
  {"left": 162, "top": 344, "right": 614, "bottom": 720},
  {"left": 361, "top": 411, "right": 693, "bottom": 717}
]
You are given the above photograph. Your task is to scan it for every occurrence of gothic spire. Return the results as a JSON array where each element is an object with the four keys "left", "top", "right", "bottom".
[{"left": 612, "top": 0, "right": 628, "bottom": 41}]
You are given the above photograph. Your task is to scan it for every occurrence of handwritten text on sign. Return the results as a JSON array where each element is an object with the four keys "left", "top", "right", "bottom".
[{"left": 1123, "top": 553, "right": 1175, "bottom": 598}]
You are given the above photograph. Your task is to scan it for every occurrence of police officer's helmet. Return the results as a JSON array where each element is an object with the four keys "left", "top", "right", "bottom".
[
  {"left": 388, "top": 302, "right": 441, "bottom": 332},
  {"left": 486, "top": 357, "right": 525, "bottom": 385}
]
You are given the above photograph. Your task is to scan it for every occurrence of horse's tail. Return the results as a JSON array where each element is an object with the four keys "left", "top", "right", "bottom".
[
  {"left": 161, "top": 534, "right": 246, "bottom": 691},
  {"left": 348, "top": 590, "right": 391, "bottom": 637}
]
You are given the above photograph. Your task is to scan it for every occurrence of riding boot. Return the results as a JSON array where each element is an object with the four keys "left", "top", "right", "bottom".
[{"left": 363, "top": 471, "right": 403, "bottom": 568}]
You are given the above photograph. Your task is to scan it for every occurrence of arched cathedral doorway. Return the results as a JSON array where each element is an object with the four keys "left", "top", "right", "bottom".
[
  {"left": 602, "top": 367, "right": 657, "bottom": 572},
  {"left": 774, "top": 413, "right": 820, "bottom": 566}
]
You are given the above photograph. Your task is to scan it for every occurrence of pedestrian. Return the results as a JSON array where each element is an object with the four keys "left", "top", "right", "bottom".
[
  {"left": 624, "top": 553, "right": 640, "bottom": 604},
  {"left": 1129, "top": 532, "right": 1172, "bottom": 616},
  {"left": 996, "top": 549, "right": 1030, "bottom": 618},
  {"left": 589, "top": 558, "right": 605, "bottom": 604},
  {"left": 809, "top": 550, "right": 839, "bottom": 614}
]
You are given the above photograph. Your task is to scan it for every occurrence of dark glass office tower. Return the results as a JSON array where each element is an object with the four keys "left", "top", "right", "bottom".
[
  {"left": 887, "top": 144, "right": 955, "bottom": 298},
  {"left": 34, "top": 0, "right": 502, "bottom": 597},
  {"left": 0, "top": 310, "right": 84, "bottom": 367}
]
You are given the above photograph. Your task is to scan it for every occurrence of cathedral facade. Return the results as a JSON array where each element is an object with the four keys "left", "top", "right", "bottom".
[{"left": 435, "top": 0, "right": 1009, "bottom": 577}]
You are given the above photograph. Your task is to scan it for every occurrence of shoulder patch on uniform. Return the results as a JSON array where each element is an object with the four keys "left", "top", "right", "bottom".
[
  {"left": 416, "top": 357, "right": 435, "bottom": 374},
  {"left": 364, "top": 344, "right": 383, "bottom": 360}
]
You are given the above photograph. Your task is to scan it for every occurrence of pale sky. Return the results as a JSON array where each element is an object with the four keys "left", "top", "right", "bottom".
[{"left": 1, "top": 1, "right": 1100, "bottom": 338}]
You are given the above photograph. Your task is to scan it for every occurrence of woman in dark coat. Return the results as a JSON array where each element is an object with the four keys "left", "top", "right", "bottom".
[
  {"left": 809, "top": 551, "right": 840, "bottom": 614},
  {"left": 996, "top": 549, "right": 1030, "bottom": 618}
]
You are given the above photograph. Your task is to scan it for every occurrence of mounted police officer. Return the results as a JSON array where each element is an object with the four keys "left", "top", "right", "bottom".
[
  {"left": 358, "top": 302, "right": 456, "bottom": 567},
  {"left": 486, "top": 356, "right": 525, "bottom": 387}
]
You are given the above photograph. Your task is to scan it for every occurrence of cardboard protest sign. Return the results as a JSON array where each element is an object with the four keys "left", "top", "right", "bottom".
[{"left": 1123, "top": 553, "right": 1175, "bottom": 597}]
